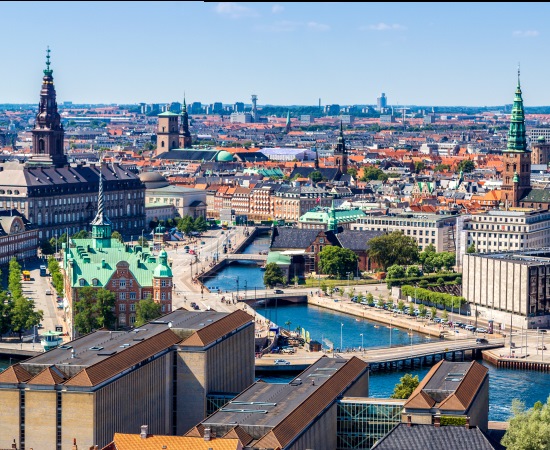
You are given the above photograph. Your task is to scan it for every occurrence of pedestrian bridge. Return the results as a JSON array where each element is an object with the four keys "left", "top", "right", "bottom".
[{"left": 223, "top": 254, "right": 268, "bottom": 262}]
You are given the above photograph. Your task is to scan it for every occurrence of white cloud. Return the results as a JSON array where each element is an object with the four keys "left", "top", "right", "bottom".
[
  {"left": 215, "top": 2, "right": 258, "bottom": 19},
  {"left": 513, "top": 30, "right": 539, "bottom": 38},
  {"left": 361, "top": 22, "right": 406, "bottom": 31},
  {"left": 272, "top": 4, "right": 284, "bottom": 14},
  {"left": 256, "top": 20, "right": 330, "bottom": 32}
]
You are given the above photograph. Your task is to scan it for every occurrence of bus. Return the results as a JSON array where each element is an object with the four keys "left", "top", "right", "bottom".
[
  {"left": 22, "top": 271, "right": 31, "bottom": 281},
  {"left": 40, "top": 265, "right": 47, "bottom": 277}
]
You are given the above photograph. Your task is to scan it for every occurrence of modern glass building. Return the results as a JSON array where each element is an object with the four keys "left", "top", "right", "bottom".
[{"left": 337, "top": 398, "right": 405, "bottom": 450}]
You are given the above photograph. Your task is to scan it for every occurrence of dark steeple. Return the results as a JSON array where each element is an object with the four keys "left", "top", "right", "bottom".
[
  {"left": 31, "top": 47, "right": 67, "bottom": 167},
  {"left": 334, "top": 121, "right": 348, "bottom": 174},
  {"left": 179, "top": 94, "right": 192, "bottom": 148}
]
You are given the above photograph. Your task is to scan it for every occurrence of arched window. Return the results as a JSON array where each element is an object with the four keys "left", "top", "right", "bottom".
[
  {"left": 39, "top": 139, "right": 45, "bottom": 154},
  {"left": 161, "top": 141, "right": 165, "bottom": 148}
]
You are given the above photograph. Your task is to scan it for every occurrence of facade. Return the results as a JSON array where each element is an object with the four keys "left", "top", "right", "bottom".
[
  {"left": 0, "top": 309, "right": 254, "bottom": 450},
  {"left": 351, "top": 213, "right": 458, "bottom": 252},
  {"left": 531, "top": 136, "right": 550, "bottom": 165},
  {"left": 0, "top": 51, "right": 145, "bottom": 240},
  {"left": 463, "top": 250, "right": 550, "bottom": 329},
  {"left": 463, "top": 208, "right": 550, "bottom": 254},
  {"left": 188, "top": 357, "right": 369, "bottom": 450},
  {"left": 299, "top": 206, "right": 367, "bottom": 230},
  {"left": 0, "top": 211, "right": 38, "bottom": 266},
  {"left": 146, "top": 185, "right": 207, "bottom": 219},
  {"left": 64, "top": 166, "right": 173, "bottom": 335}
]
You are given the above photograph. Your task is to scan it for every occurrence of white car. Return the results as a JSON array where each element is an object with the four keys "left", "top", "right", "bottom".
[{"left": 274, "top": 359, "right": 290, "bottom": 365}]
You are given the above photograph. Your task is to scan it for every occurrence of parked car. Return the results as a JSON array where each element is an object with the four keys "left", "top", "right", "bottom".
[
  {"left": 465, "top": 325, "right": 475, "bottom": 331},
  {"left": 45, "top": 289, "right": 52, "bottom": 295},
  {"left": 476, "top": 327, "right": 488, "bottom": 333},
  {"left": 476, "top": 338, "right": 489, "bottom": 344},
  {"left": 281, "top": 347, "right": 295, "bottom": 354},
  {"left": 274, "top": 289, "right": 284, "bottom": 294},
  {"left": 274, "top": 359, "right": 290, "bottom": 365}
]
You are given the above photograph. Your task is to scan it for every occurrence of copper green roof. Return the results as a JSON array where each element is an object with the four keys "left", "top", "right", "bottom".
[
  {"left": 266, "top": 251, "right": 291, "bottom": 265},
  {"left": 65, "top": 239, "right": 163, "bottom": 288},
  {"left": 154, "top": 249, "right": 172, "bottom": 277},
  {"left": 504, "top": 69, "right": 528, "bottom": 153},
  {"left": 299, "top": 207, "right": 366, "bottom": 224}
]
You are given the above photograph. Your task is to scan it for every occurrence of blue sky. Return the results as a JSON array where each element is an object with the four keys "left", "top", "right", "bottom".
[{"left": 2, "top": 2, "right": 550, "bottom": 106}]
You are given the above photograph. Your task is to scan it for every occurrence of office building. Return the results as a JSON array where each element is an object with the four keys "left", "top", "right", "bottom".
[
  {"left": 0, "top": 309, "right": 254, "bottom": 450},
  {"left": 376, "top": 93, "right": 387, "bottom": 112}
]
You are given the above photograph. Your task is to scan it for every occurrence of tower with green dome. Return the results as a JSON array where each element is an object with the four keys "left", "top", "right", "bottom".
[{"left": 502, "top": 67, "right": 531, "bottom": 208}]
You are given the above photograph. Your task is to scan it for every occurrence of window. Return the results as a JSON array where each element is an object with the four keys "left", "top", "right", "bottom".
[
  {"left": 119, "top": 280, "right": 126, "bottom": 288},
  {"left": 119, "top": 292, "right": 126, "bottom": 300},
  {"left": 130, "top": 303, "right": 136, "bottom": 311},
  {"left": 129, "top": 292, "right": 136, "bottom": 300},
  {"left": 92, "top": 278, "right": 98, "bottom": 286},
  {"left": 79, "top": 279, "right": 85, "bottom": 286},
  {"left": 112, "top": 280, "right": 117, "bottom": 287},
  {"left": 161, "top": 280, "right": 166, "bottom": 287},
  {"left": 161, "top": 292, "right": 166, "bottom": 300},
  {"left": 119, "top": 303, "right": 126, "bottom": 312}
]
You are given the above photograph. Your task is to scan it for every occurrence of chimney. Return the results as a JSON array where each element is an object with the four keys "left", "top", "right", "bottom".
[
  {"left": 204, "top": 427, "right": 211, "bottom": 441},
  {"left": 465, "top": 417, "right": 470, "bottom": 429},
  {"left": 72, "top": 438, "right": 78, "bottom": 450},
  {"left": 11, "top": 439, "right": 16, "bottom": 450},
  {"left": 140, "top": 425, "right": 148, "bottom": 439},
  {"left": 434, "top": 416, "right": 441, "bottom": 428},
  {"left": 407, "top": 415, "right": 412, "bottom": 427}
]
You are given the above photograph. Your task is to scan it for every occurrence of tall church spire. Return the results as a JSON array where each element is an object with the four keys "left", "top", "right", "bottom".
[
  {"left": 179, "top": 93, "right": 192, "bottom": 148},
  {"left": 91, "top": 158, "right": 113, "bottom": 249},
  {"left": 334, "top": 121, "right": 348, "bottom": 174},
  {"left": 30, "top": 47, "right": 67, "bottom": 167},
  {"left": 505, "top": 65, "right": 527, "bottom": 153},
  {"left": 285, "top": 110, "right": 291, "bottom": 133}
]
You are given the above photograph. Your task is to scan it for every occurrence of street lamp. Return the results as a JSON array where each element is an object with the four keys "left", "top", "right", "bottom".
[
  {"left": 340, "top": 323, "right": 343, "bottom": 353},
  {"left": 360, "top": 333, "right": 364, "bottom": 356},
  {"left": 347, "top": 272, "right": 351, "bottom": 295},
  {"left": 414, "top": 283, "right": 417, "bottom": 307}
]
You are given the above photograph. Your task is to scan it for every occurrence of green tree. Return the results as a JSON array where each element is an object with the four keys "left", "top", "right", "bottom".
[
  {"left": 366, "top": 292, "right": 374, "bottom": 304},
  {"left": 178, "top": 216, "right": 195, "bottom": 235},
  {"left": 263, "top": 263, "right": 285, "bottom": 288},
  {"left": 457, "top": 159, "right": 475, "bottom": 173},
  {"left": 112, "top": 231, "right": 124, "bottom": 243},
  {"left": 284, "top": 320, "right": 292, "bottom": 331},
  {"left": 193, "top": 216, "right": 208, "bottom": 233},
  {"left": 442, "top": 309, "right": 449, "bottom": 321},
  {"left": 135, "top": 297, "right": 162, "bottom": 327},
  {"left": 406, "top": 265, "right": 421, "bottom": 278},
  {"left": 390, "top": 373, "right": 420, "bottom": 399},
  {"left": 414, "top": 161, "right": 426, "bottom": 173},
  {"left": 39, "top": 239, "right": 55, "bottom": 255},
  {"left": 397, "top": 300, "right": 406, "bottom": 314},
  {"left": 361, "top": 166, "right": 388, "bottom": 182},
  {"left": 434, "top": 163, "right": 451, "bottom": 172},
  {"left": 347, "top": 167, "right": 358, "bottom": 178},
  {"left": 8, "top": 258, "right": 22, "bottom": 298},
  {"left": 367, "top": 231, "right": 419, "bottom": 270},
  {"left": 502, "top": 397, "right": 550, "bottom": 450},
  {"left": 72, "top": 230, "right": 90, "bottom": 239},
  {"left": 74, "top": 287, "right": 116, "bottom": 335},
  {"left": 291, "top": 275, "right": 300, "bottom": 286},
  {"left": 320, "top": 281, "right": 328, "bottom": 295},
  {"left": 309, "top": 170, "right": 323, "bottom": 184},
  {"left": 0, "top": 291, "right": 13, "bottom": 340},
  {"left": 430, "top": 306, "right": 438, "bottom": 321},
  {"left": 467, "top": 243, "right": 476, "bottom": 254},
  {"left": 418, "top": 303, "right": 427, "bottom": 319},
  {"left": 386, "top": 264, "right": 405, "bottom": 279},
  {"left": 137, "top": 236, "right": 149, "bottom": 247},
  {"left": 318, "top": 246, "right": 358, "bottom": 278},
  {"left": 10, "top": 296, "right": 43, "bottom": 340}
]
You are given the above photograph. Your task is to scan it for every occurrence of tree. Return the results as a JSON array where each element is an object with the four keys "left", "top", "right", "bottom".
[
  {"left": 194, "top": 216, "right": 208, "bottom": 233},
  {"left": 112, "top": 231, "right": 124, "bottom": 243},
  {"left": 178, "top": 216, "right": 195, "bottom": 235},
  {"left": 8, "top": 258, "right": 22, "bottom": 298},
  {"left": 414, "top": 161, "right": 426, "bottom": 173},
  {"left": 397, "top": 300, "right": 406, "bottom": 314},
  {"left": 386, "top": 264, "right": 405, "bottom": 279},
  {"left": 418, "top": 303, "right": 427, "bottom": 319},
  {"left": 263, "top": 263, "right": 285, "bottom": 288},
  {"left": 74, "top": 287, "right": 116, "bottom": 335},
  {"left": 457, "top": 159, "right": 475, "bottom": 173},
  {"left": 0, "top": 291, "right": 13, "bottom": 340},
  {"left": 137, "top": 236, "right": 149, "bottom": 247},
  {"left": 135, "top": 297, "right": 162, "bottom": 327},
  {"left": 39, "top": 239, "right": 55, "bottom": 255},
  {"left": 406, "top": 265, "right": 421, "bottom": 278},
  {"left": 291, "top": 275, "right": 300, "bottom": 286},
  {"left": 309, "top": 170, "right": 323, "bottom": 184},
  {"left": 72, "top": 230, "right": 90, "bottom": 239},
  {"left": 467, "top": 243, "right": 476, "bottom": 254},
  {"left": 284, "top": 320, "right": 292, "bottom": 332},
  {"left": 320, "top": 281, "right": 328, "bottom": 295},
  {"left": 390, "top": 373, "right": 420, "bottom": 399},
  {"left": 10, "top": 296, "right": 43, "bottom": 340},
  {"left": 318, "top": 246, "right": 358, "bottom": 279},
  {"left": 347, "top": 167, "right": 358, "bottom": 178},
  {"left": 442, "top": 309, "right": 449, "bottom": 321},
  {"left": 367, "top": 231, "right": 419, "bottom": 270},
  {"left": 502, "top": 397, "right": 550, "bottom": 450},
  {"left": 361, "top": 166, "right": 387, "bottom": 182},
  {"left": 430, "top": 306, "right": 438, "bottom": 321},
  {"left": 366, "top": 292, "right": 374, "bottom": 304},
  {"left": 434, "top": 163, "right": 451, "bottom": 172}
]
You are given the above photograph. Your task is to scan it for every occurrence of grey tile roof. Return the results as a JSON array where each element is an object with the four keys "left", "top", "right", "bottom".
[
  {"left": 270, "top": 227, "right": 321, "bottom": 250},
  {"left": 335, "top": 229, "right": 385, "bottom": 251},
  {"left": 372, "top": 424, "right": 503, "bottom": 450}
]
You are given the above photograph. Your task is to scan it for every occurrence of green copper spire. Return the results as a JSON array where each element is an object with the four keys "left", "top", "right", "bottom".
[
  {"left": 182, "top": 93, "right": 187, "bottom": 113},
  {"left": 91, "top": 159, "right": 113, "bottom": 249},
  {"left": 513, "top": 171, "right": 519, "bottom": 183},
  {"left": 43, "top": 46, "right": 53, "bottom": 77},
  {"left": 504, "top": 66, "right": 528, "bottom": 153},
  {"left": 328, "top": 198, "right": 338, "bottom": 232}
]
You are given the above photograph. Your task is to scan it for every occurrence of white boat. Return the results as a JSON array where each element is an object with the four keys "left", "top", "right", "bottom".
[{"left": 40, "top": 331, "right": 63, "bottom": 352}]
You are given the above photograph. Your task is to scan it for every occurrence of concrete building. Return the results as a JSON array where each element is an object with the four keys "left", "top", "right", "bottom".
[
  {"left": 0, "top": 309, "right": 254, "bottom": 450},
  {"left": 463, "top": 249, "right": 550, "bottom": 329},
  {"left": 351, "top": 213, "right": 458, "bottom": 252},
  {"left": 229, "top": 112, "right": 253, "bottom": 124},
  {"left": 186, "top": 357, "right": 369, "bottom": 450},
  {"left": 463, "top": 208, "right": 550, "bottom": 254}
]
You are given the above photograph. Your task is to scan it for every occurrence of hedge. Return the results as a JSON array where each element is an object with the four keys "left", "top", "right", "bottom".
[
  {"left": 386, "top": 272, "right": 462, "bottom": 288},
  {"left": 440, "top": 415, "right": 467, "bottom": 427},
  {"left": 401, "top": 285, "right": 465, "bottom": 309}
]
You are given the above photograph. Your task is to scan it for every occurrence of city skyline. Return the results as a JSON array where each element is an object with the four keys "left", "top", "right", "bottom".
[{"left": 2, "top": 2, "right": 550, "bottom": 106}]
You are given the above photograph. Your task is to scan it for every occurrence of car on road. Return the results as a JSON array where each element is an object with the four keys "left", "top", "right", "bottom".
[
  {"left": 538, "top": 345, "right": 547, "bottom": 351},
  {"left": 274, "top": 289, "right": 284, "bottom": 294},
  {"left": 45, "top": 289, "right": 52, "bottom": 295},
  {"left": 465, "top": 325, "right": 475, "bottom": 331},
  {"left": 274, "top": 359, "right": 290, "bottom": 365},
  {"left": 476, "top": 338, "right": 489, "bottom": 344},
  {"left": 476, "top": 327, "right": 488, "bottom": 333}
]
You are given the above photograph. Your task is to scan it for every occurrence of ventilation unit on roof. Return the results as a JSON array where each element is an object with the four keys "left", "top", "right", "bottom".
[
  {"left": 89, "top": 346, "right": 104, "bottom": 351},
  {"left": 97, "top": 350, "right": 117, "bottom": 356}
]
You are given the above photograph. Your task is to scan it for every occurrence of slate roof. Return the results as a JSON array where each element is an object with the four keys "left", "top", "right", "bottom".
[
  {"left": 521, "top": 188, "right": 550, "bottom": 203},
  {"left": 335, "top": 229, "right": 385, "bottom": 251},
  {"left": 233, "top": 152, "right": 269, "bottom": 162},
  {"left": 371, "top": 423, "right": 503, "bottom": 450},
  {"left": 289, "top": 166, "right": 341, "bottom": 182},
  {"left": 270, "top": 227, "right": 321, "bottom": 250},
  {"left": 180, "top": 310, "right": 253, "bottom": 347},
  {"left": 155, "top": 149, "right": 219, "bottom": 162}
]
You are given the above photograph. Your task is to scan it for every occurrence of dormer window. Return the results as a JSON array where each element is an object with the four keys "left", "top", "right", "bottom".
[
  {"left": 79, "top": 278, "right": 86, "bottom": 286},
  {"left": 92, "top": 278, "right": 99, "bottom": 286}
]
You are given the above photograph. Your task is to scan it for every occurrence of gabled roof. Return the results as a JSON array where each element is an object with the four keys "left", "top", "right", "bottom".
[
  {"left": 254, "top": 357, "right": 368, "bottom": 449},
  {"left": 222, "top": 425, "right": 254, "bottom": 446},
  {"left": 371, "top": 423, "right": 503, "bottom": 450},
  {"left": 105, "top": 433, "right": 241, "bottom": 450},
  {"left": 335, "top": 229, "right": 385, "bottom": 251},
  {"left": 0, "top": 363, "right": 33, "bottom": 384},
  {"left": 64, "top": 329, "right": 181, "bottom": 387},
  {"left": 184, "top": 424, "right": 205, "bottom": 438},
  {"left": 27, "top": 365, "right": 68, "bottom": 385},
  {"left": 180, "top": 310, "right": 253, "bottom": 348},
  {"left": 270, "top": 227, "right": 322, "bottom": 250},
  {"left": 438, "top": 362, "right": 488, "bottom": 412}
]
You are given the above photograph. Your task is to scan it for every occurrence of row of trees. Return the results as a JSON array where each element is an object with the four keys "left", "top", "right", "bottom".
[
  {"left": 48, "top": 257, "right": 64, "bottom": 298},
  {"left": 0, "top": 259, "right": 44, "bottom": 341},
  {"left": 401, "top": 285, "right": 466, "bottom": 310}
]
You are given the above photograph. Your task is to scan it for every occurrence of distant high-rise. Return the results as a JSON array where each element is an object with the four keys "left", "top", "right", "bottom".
[
  {"left": 233, "top": 102, "right": 244, "bottom": 113},
  {"left": 376, "top": 93, "right": 387, "bottom": 112},
  {"left": 251, "top": 94, "right": 258, "bottom": 122}
]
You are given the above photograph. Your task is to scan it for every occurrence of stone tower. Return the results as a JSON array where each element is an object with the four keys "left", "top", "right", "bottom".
[
  {"left": 334, "top": 121, "right": 348, "bottom": 175},
  {"left": 156, "top": 111, "right": 179, "bottom": 155},
  {"left": 30, "top": 47, "right": 67, "bottom": 167},
  {"left": 501, "top": 68, "right": 530, "bottom": 208},
  {"left": 152, "top": 249, "right": 173, "bottom": 311}
]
